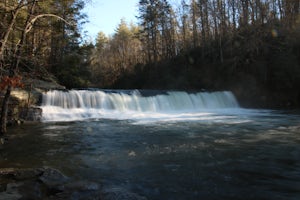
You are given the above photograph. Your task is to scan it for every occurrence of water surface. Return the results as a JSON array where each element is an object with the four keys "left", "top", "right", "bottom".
[{"left": 1, "top": 109, "right": 300, "bottom": 199}]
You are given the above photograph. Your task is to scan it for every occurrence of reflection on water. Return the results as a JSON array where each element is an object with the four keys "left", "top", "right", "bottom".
[{"left": 1, "top": 109, "right": 300, "bottom": 199}]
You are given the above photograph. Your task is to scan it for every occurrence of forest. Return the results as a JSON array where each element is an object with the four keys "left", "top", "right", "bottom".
[
  {"left": 1, "top": 0, "right": 300, "bottom": 113},
  {"left": 90, "top": 0, "right": 300, "bottom": 109},
  {"left": 1, "top": 1, "right": 300, "bottom": 198}
]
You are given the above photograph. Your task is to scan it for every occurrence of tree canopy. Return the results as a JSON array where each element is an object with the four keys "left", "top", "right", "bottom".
[
  {"left": 0, "top": 0, "right": 88, "bottom": 134},
  {"left": 0, "top": 0, "right": 87, "bottom": 79}
]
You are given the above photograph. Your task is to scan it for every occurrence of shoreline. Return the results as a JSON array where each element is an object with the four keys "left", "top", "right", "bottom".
[{"left": 0, "top": 167, "right": 147, "bottom": 200}]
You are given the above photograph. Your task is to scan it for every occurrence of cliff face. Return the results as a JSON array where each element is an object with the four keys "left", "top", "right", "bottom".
[{"left": 1, "top": 78, "right": 65, "bottom": 124}]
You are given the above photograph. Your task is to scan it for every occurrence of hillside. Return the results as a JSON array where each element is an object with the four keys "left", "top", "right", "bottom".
[{"left": 111, "top": 24, "right": 300, "bottom": 109}]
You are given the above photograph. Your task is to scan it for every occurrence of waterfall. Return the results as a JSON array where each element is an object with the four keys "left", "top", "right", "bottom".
[{"left": 40, "top": 90, "right": 239, "bottom": 122}]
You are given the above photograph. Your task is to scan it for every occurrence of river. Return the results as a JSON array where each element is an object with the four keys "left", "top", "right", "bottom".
[{"left": 1, "top": 90, "right": 300, "bottom": 199}]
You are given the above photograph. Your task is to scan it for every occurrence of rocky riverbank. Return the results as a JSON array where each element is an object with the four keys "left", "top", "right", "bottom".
[
  {"left": 1, "top": 78, "right": 65, "bottom": 125},
  {"left": 0, "top": 167, "right": 147, "bottom": 200}
]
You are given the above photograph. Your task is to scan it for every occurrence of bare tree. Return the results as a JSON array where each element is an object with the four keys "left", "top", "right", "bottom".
[{"left": 0, "top": 0, "right": 72, "bottom": 136}]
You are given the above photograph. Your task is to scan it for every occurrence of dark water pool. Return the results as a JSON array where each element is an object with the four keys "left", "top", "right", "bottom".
[{"left": 1, "top": 109, "right": 300, "bottom": 199}]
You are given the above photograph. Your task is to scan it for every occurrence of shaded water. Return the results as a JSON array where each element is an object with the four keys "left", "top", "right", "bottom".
[{"left": 1, "top": 90, "right": 300, "bottom": 199}]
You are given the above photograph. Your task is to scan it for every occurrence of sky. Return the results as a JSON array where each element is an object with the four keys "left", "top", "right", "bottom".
[
  {"left": 82, "top": 0, "right": 181, "bottom": 42},
  {"left": 82, "top": 0, "right": 139, "bottom": 41}
]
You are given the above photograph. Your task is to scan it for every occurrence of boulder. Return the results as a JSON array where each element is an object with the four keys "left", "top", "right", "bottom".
[
  {"left": 38, "top": 167, "right": 70, "bottom": 188},
  {"left": 0, "top": 167, "right": 103, "bottom": 200},
  {"left": 0, "top": 78, "right": 65, "bottom": 124},
  {"left": 0, "top": 167, "right": 149, "bottom": 200},
  {"left": 19, "top": 107, "right": 42, "bottom": 121}
]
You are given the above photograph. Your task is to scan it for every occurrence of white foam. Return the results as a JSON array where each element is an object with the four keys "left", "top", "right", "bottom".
[{"left": 40, "top": 90, "right": 241, "bottom": 122}]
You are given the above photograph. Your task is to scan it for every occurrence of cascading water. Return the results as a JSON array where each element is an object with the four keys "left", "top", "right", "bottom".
[{"left": 40, "top": 90, "right": 240, "bottom": 122}]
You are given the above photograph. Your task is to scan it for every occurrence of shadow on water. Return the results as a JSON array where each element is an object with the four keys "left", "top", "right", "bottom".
[{"left": 1, "top": 109, "right": 300, "bottom": 199}]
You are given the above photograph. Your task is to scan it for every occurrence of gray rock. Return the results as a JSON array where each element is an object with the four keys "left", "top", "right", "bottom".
[
  {"left": 5, "top": 78, "right": 65, "bottom": 124},
  {"left": 0, "top": 167, "right": 136, "bottom": 200},
  {"left": 0, "top": 182, "right": 23, "bottom": 200},
  {"left": 102, "top": 187, "right": 147, "bottom": 200},
  {"left": 46, "top": 190, "right": 103, "bottom": 200},
  {"left": 64, "top": 181, "right": 100, "bottom": 191},
  {"left": 0, "top": 192, "right": 22, "bottom": 200},
  {"left": 0, "top": 168, "right": 43, "bottom": 180},
  {"left": 19, "top": 107, "right": 42, "bottom": 121},
  {"left": 39, "top": 167, "right": 69, "bottom": 188}
]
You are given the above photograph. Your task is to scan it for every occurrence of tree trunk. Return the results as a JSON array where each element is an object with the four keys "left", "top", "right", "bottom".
[
  {"left": 191, "top": 0, "right": 198, "bottom": 48},
  {"left": 0, "top": 85, "right": 12, "bottom": 135},
  {"left": 0, "top": 0, "right": 37, "bottom": 135}
]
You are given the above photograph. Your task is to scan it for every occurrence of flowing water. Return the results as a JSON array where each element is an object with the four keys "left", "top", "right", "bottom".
[{"left": 1, "top": 90, "right": 300, "bottom": 199}]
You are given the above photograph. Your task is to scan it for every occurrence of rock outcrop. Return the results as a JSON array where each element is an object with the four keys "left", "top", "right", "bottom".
[
  {"left": 1, "top": 78, "right": 65, "bottom": 124},
  {"left": 0, "top": 167, "right": 103, "bottom": 200},
  {"left": 0, "top": 167, "right": 148, "bottom": 200}
]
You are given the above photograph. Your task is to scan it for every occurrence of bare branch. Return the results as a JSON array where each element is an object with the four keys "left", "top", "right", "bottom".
[{"left": 25, "top": 14, "right": 75, "bottom": 34}]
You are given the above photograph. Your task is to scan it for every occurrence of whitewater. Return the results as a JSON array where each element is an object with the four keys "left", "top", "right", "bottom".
[{"left": 40, "top": 90, "right": 241, "bottom": 122}]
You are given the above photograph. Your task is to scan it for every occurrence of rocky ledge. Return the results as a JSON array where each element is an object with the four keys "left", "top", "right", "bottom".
[
  {"left": 1, "top": 78, "right": 65, "bottom": 125},
  {"left": 0, "top": 167, "right": 147, "bottom": 200}
]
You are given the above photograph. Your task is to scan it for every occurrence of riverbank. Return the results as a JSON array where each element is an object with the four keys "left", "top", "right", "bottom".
[
  {"left": 0, "top": 77, "right": 65, "bottom": 126},
  {"left": 0, "top": 167, "right": 147, "bottom": 200}
]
